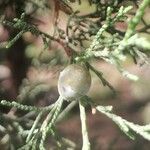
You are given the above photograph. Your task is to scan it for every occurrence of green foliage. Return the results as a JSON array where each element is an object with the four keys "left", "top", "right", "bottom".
[
  {"left": 96, "top": 105, "right": 150, "bottom": 141},
  {"left": 0, "top": 0, "right": 150, "bottom": 150}
]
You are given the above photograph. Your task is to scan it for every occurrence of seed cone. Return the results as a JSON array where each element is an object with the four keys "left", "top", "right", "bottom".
[{"left": 58, "top": 64, "right": 91, "bottom": 101}]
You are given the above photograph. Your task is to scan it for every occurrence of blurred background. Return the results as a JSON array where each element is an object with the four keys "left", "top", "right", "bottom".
[{"left": 0, "top": 0, "right": 150, "bottom": 149}]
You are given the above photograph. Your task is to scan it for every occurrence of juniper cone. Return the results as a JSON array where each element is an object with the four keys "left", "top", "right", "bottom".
[{"left": 58, "top": 64, "right": 91, "bottom": 101}]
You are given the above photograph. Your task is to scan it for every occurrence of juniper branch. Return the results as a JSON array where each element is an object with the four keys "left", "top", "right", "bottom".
[
  {"left": 79, "top": 100, "right": 90, "bottom": 150},
  {"left": 96, "top": 105, "right": 150, "bottom": 141},
  {"left": 0, "top": 100, "right": 54, "bottom": 112}
]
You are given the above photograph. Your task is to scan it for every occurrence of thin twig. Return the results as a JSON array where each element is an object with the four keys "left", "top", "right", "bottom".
[{"left": 79, "top": 100, "right": 90, "bottom": 150}]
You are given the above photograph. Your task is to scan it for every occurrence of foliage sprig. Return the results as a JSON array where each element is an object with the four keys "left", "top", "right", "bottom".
[{"left": 0, "top": 0, "right": 150, "bottom": 149}]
